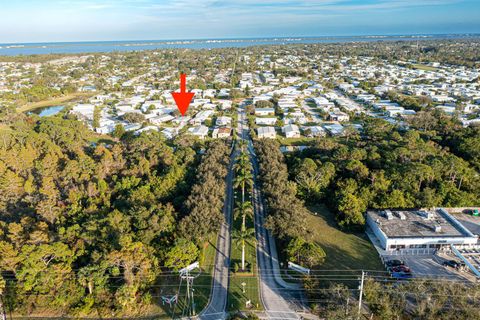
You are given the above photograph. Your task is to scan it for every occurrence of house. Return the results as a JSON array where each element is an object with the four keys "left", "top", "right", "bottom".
[
  {"left": 255, "top": 117, "right": 277, "bottom": 126},
  {"left": 328, "top": 110, "right": 350, "bottom": 122},
  {"left": 191, "top": 110, "right": 213, "bottom": 125},
  {"left": 150, "top": 114, "right": 174, "bottom": 124},
  {"left": 95, "top": 119, "right": 116, "bottom": 134},
  {"left": 304, "top": 126, "right": 326, "bottom": 137},
  {"left": 257, "top": 126, "right": 276, "bottom": 139},
  {"left": 162, "top": 127, "right": 178, "bottom": 139},
  {"left": 282, "top": 124, "right": 300, "bottom": 138},
  {"left": 255, "top": 108, "right": 275, "bottom": 116},
  {"left": 324, "top": 124, "right": 345, "bottom": 136},
  {"left": 188, "top": 125, "right": 209, "bottom": 139},
  {"left": 216, "top": 116, "right": 232, "bottom": 127},
  {"left": 134, "top": 126, "right": 160, "bottom": 136},
  {"left": 71, "top": 104, "right": 95, "bottom": 120},
  {"left": 212, "top": 127, "right": 232, "bottom": 139}
]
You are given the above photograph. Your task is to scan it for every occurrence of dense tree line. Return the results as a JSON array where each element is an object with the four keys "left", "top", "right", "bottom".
[
  {"left": 286, "top": 117, "right": 480, "bottom": 227},
  {"left": 254, "top": 139, "right": 325, "bottom": 267},
  {"left": 303, "top": 277, "right": 480, "bottom": 320},
  {"left": 0, "top": 111, "right": 228, "bottom": 317},
  {"left": 179, "top": 140, "right": 230, "bottom": 242}
]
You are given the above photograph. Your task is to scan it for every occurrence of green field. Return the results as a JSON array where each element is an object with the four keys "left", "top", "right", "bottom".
[
  {"left": 17, "top": 92, "right": 95, "bottom": 113},
  {"left": 411, "top": 64, "right": 438, "bottom": 72},
  {"left": 306, "top": 204, "right": 383, "bottom": 271}
]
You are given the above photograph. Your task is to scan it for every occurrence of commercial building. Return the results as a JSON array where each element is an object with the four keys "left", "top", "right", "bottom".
[{"left": 366, "top": 208, "right": 478, "bottom": 253}]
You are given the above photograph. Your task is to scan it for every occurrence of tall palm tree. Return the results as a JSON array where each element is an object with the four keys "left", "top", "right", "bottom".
[
  {"left": 232, "top": 227, "right": 256, "bottom": 271},
  {"left": 234, "top": 200, "right": 254, "bottom": 231},
  {"left": 234, "top": 167, "right": 253, "bottom": 204}
]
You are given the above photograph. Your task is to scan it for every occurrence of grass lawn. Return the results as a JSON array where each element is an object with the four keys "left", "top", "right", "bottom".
[
  {"left": 159, "top": 237, "right": 216, "bottom": 318},
  {"left": 17, "top": 92, "right": 95, "bottom": 113},
  {"left": 305, "top": 204, "right": 383, "bottom": 272},
  {"left": 411, "top": 64, "right": 438, "bottom": 72}
]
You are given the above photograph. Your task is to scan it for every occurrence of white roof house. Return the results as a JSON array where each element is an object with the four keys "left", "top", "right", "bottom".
[
  {"left": 150, "top": 114, "right": 174, "bottom": 124},
  {"left": 71, "top": 104, "right": 95, "bottom": 121},
  {"left": 257, "top": 126, "right": 276, "bottom": 139},
  {"left": 255, "top": 108, "right": 275, "bottom": 116},
  {"left": 328, "top": 110, "right": 350, "bottom": 122},
  {"left": 304, "top": 126, "right": 326, "bottom": 137},
  {"left": 188, "top": 125, "right": 209, "bottom": 139},
  {"left": 282, "top": 124, "right": 300, "bottom": 138},
  {"left": 324, "top": 124, "right": 345, "bottom": 136},
  {"left": 216, "top": 116, "right": 232, "bottom": 127},
  {"left": 255, "top": 117, "right": 277, "bottom": 126}
]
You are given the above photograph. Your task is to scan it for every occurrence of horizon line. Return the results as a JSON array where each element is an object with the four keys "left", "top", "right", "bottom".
[{"left": 2, "top": 32, "right": 480, "bottom": 46}]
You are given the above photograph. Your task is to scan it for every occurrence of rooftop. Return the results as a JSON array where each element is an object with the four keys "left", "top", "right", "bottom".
[{"left": 366, "top": 209, "right": 474, "bottom": 239}]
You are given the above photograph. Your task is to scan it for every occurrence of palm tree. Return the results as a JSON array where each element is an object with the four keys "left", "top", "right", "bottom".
[
  {"left": 232, "top": 227, "right": 256, "bottom": 271},
  {"left": 234, "top": 167, "right": 253, "bottom": 204},
  {"left": 234, "top": 200, "right": 254, "bottom": 231}
]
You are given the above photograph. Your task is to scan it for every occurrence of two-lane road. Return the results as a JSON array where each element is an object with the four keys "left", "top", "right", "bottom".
[
  {"left": 238, "top": 103, "right": 304, "bottom": 320},
  {"left": 199, "top": 146, "right": 237, "bottom": 320}
]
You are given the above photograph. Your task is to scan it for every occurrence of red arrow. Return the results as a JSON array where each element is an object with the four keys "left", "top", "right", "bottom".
[{"left": 172, "top": 73, "right": 195, "bottom": 116}]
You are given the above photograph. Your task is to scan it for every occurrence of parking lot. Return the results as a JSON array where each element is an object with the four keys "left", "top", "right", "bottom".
[{"left": 382, "top": 254, "right": 472, "bottom": 281}]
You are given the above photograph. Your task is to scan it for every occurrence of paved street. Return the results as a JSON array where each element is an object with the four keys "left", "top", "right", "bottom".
[
  {"left": 239, "top": 103, "right": 304, "bottom": 320},
  {"left": 199, "top": 146, "right": 237, "bottom": 320}
]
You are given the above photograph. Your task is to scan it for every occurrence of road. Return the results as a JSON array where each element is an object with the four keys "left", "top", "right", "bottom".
[
  {"left": 199, "top": 146, "right": 237, "bottom": 320},
  {"left": 238, "top": 102, "right": 305, "bottom": 320}
]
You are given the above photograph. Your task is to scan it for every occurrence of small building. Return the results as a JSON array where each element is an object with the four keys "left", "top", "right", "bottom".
[
  {"left": 282, "top": 124, "right": 301, "bottom": 138},
  {"left": 366, "top": 209, "right": 478, "bottom": 253},
  {"left": 323, "top": 124, "right": 345, "bottom": 136},
  {"left": 328, "top": 110, "right": 350, "bottom": 122},
  {"left": 255, "top": 117, "right": 277, "bottom": 126},
  {"left": 150, "top": 114, "right": 174, "bottom": 124},
  {"left": 212, "top": 127, "right": 232, "bottom": 139},
  {"left": 255, "top": 108, "right": 275, "bottom": 116},
  {"left": 257, "top": 126, "right": 276, "bottom": 139},
  {"left": 304, "top": 126, "right": 326, "bottom": 137},
  {"left": 216, "top": 116, "right": 232, "bottom": 127},
  {"left": 188, "top": 125, "right": 209, "bottom": 139}
]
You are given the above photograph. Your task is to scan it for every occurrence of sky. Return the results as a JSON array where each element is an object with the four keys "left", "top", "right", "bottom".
[{"left": 0, "top": 0, "right": 479, "bottom": 43}]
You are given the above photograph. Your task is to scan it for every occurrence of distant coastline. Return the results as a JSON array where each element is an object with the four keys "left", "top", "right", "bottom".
[{"left": 1, "top": 34, "right": 479, "bottom": 56}]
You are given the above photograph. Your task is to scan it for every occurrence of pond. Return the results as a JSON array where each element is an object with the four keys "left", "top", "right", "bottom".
[{"left": 28, "top": 105, "right": 65, "bottom": 117}]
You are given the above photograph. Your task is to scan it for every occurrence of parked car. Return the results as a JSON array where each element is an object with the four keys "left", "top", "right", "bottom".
[
  {"left": 389, "top": 265, "right": 412, "bottom": 273},
  {"left": 386, "top": 259, "right": 405, "bottom": 267},
  {"left": 443, "top": 260, "right": 465, "bottom": 270},
  {"left": 467, "top": 209, "right": 479, "bottom": 217},
  {"left": 391, "top": 271, "right": 413, "bottom": 280}
]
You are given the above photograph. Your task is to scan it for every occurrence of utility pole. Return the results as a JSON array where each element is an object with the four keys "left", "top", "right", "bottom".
[{"left": 358, "top": 270, "right": 365, "bottom": 320}]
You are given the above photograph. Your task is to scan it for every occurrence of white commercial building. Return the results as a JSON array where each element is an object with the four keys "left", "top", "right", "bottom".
[{"left": 366, "top": 209, "right": 478, "bottom": 253}]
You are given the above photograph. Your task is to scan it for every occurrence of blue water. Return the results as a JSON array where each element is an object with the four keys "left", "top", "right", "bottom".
[
  {"left": 29, "top": 105, "right": 64, "bottom": 117},
  {"left": 1, "top": 34, "right": 478, "bottom": 56}
]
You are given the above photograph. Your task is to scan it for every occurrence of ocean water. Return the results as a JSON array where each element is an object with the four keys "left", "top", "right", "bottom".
[{"left": 0, "top": 34, "right": 478, "bottom": 56}]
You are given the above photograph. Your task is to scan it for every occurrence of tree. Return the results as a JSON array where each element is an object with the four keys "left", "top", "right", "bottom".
[
  {"left": 234, "top": 200, "right": 253, "bottom": 232},
  {"left": 286, "top": 237, "right": 326, "bottom": 268},
  {"left": 232, "top": 228, "right": 256, "bottom": 271},
  {"left": 164, "top": 239, "right": 199, "bottom": 271},
  {"left": 0, "top": 273, "right": 6, "bottom": 320},
  {"left": 113, "top": 123, "right": 126, "bottom": 138},
  {"left": 93, "top": 105, "right": 101, "bottom": 129}
]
